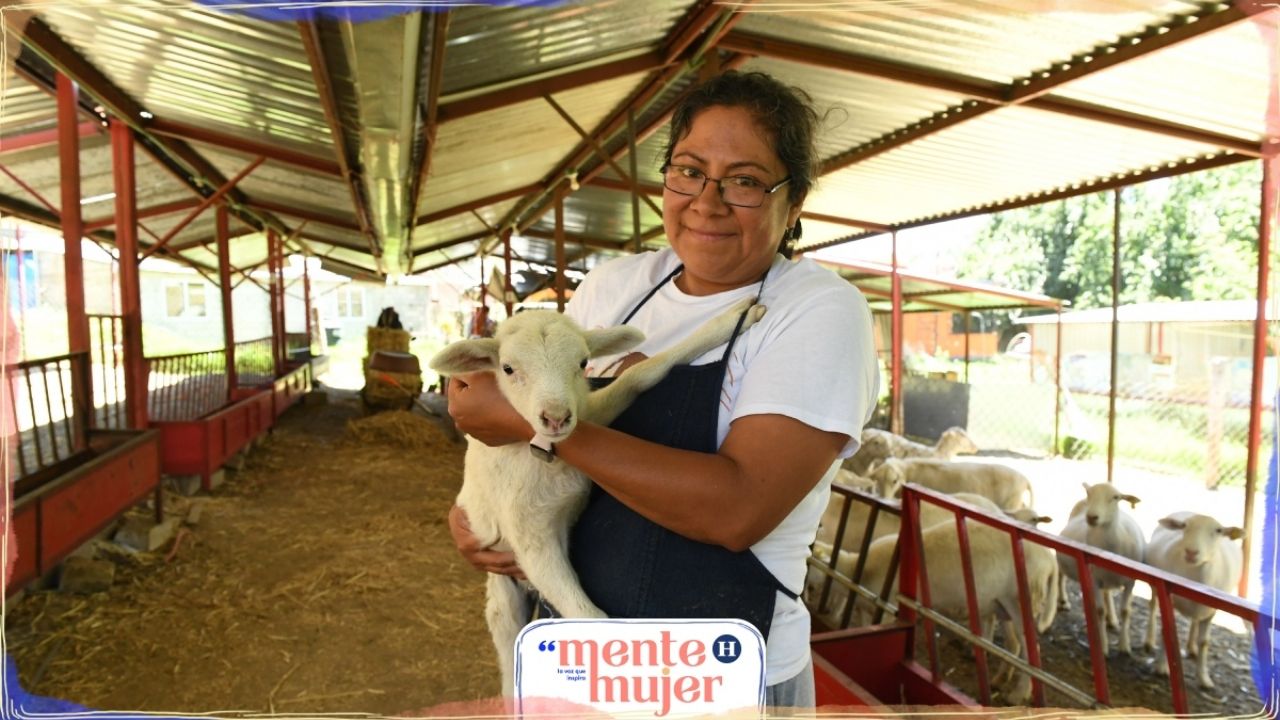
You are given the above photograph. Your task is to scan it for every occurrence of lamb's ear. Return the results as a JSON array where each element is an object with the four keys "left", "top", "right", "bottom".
[
  {"left": 585, "top": 326, "right": 644, "bottom": 358},
  {"left": 1223, "top": 526, "right": 1245, "bottom": 541},
  {"left": 429, "top": 339, "right": 500, "bottom": 375},
  {"left": 1121, "top": 494, "right": 1141, "bottom": 508},
  {"left": 1158, "top": 516, "right": 1186, "bottom": 531}
]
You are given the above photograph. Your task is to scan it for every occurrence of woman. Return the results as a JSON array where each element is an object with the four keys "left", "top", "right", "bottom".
[{"left": 447, "top": 71, "right": 879, "bottom": 706}]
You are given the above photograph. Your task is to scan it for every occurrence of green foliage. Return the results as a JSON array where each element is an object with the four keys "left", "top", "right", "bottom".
[{"left": 959, "top": 164, "right": 1261, "bottom": 308}]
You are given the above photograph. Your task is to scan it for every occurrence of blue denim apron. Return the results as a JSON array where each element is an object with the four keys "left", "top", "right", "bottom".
[{"left": 537, "top": 265, "right": 798, "bottom": 639}]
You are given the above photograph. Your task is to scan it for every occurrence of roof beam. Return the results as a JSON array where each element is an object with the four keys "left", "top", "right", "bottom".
[
  {"left": 84, "top": 197, "right": 202, "bottom": 232},
  {"left": 247, "top": 199, "right": 361, "bottom": 232},
  {"left": 298, "top": 20, "right": 379, "bottom": 259},
  {"left": 408, "top": 10, "right": 451, "bottom": 244},
  {"left": 437, "top": 51, "right": 668, "bottom": 123},
  {"left": 0, "top": 121, "right": 99, "bottom": 154},
  {"left": 412, "top": 229, "right": 492, "bottom": 257},
  {"left": 146, "top": 117, "right": 342, "bottom": 177},
  {"left": 415, "top": 183, "right": 543, "bottom": 226},
  {"left": 522, "top": 227, "right": 642, "bottom": 250}
]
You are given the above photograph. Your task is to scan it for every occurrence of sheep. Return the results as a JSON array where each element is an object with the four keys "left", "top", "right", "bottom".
[
  {"left": 846, "top": 518, "right": 1059, "bottom": 705},
  {"left": 869, "top": 458, "right": 1034, "bottom": 512},
  {"left": 429, "top": 297, "right": 766, "bottom": 696},
  {"left": 844, "top": 426, "right": 979, "bottom": 475},
  {"left": 1055, "top": 482, "right": 1146, "bottom": 656},
  {"left": 1142, "top": 512, "right": 1245, "bottom": 689},
  {"left": 808, "top": 493, "right": 1055, "bottom": 631}
]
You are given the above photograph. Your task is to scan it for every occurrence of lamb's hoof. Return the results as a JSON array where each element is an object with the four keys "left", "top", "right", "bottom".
[
  {"left": 1199, "top": 677, "right": 1216, "bottom": 690},
  {"left": 748, "top": 304, "right": 767, "bottom": 322},
  {"left": 1154, "top": 663, "right": 1170, "bottom": 678}
]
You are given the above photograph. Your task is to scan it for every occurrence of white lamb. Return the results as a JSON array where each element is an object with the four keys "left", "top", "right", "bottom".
[
  {"left": 1056, "top": 482, "right": 1146, "bottom": 656},
  {"left": 844, "top": 426, "right": 979, "bottom": 476},
  {"left": 849, "top": 518, "right": 1059, "bottom": 705},
  {"left": 870, "top": 458, "right": 1034, "bottom": 511},
  {"left": 429, "top": 298, "right": 766, "bottom": 696},
  {"left": 1142, "top": 512, "right": 1245, "bottom": 689}
]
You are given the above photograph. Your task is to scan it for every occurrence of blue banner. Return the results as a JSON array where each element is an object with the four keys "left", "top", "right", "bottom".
[{"left": 1253, "top": 392, "right": 1279, "bottom": 714}]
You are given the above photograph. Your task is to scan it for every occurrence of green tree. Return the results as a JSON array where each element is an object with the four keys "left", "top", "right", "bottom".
[{"left": 958, "top": 163, "right": 1262, "bottom": 308}]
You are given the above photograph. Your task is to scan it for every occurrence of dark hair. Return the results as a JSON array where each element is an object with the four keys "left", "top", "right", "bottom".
[{"left": 663, "top": 71, "right": 820, "bottom": 207}]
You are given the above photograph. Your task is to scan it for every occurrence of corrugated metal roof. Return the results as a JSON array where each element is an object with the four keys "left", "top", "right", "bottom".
[
  {"left": 735, "top": 0, "right": 1202, "bottom": 85},
  {"left": 1053, "top": 20, "right": 1272, "bottom": 141},
  {"left": 0, "top": 1, "right": 1270, "bottom": 290},
  {"left": 441, "top": 0, "right": 688, "bottom": 96},
  {"left": 819, "top": 257, "right": 1063, "bottom": 313},
  {"left": 37, "top": 4, "right": 330, "bottom": 152}
]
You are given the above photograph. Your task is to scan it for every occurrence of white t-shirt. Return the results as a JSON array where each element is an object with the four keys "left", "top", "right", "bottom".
[{"left": 566, "top": 248, "right": 879, "bottom": 685}]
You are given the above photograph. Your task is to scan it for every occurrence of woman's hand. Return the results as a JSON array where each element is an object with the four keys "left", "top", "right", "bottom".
[
  {"left": 446, "top": 371, "right": 533, "bottom": 446},
  {"left": 448, "top": 504, "right": 526, "bottom": 579}
]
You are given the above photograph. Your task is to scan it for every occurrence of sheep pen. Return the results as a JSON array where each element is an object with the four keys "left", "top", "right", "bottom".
[{"left": 1, "top": 393, "right": 1264, "bottom": 716}]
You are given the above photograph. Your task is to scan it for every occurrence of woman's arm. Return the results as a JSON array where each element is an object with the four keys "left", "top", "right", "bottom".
[
  {"left": 446, "top": 368, "right": 845, "bottom": 552},
  {"left": 557, "top": 415, "right": 846, "bottom": 552}
]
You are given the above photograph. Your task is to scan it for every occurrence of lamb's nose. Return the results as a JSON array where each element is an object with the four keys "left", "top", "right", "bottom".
[
  {"left": 540, "top": 410, "right": 572, "bottom": 434},
  {"left": 1086, "top": 514, "right": 1099, "bottom": 526},
  {"left": 1185, "top": 550, "right": 1199, "bottom": 563}
]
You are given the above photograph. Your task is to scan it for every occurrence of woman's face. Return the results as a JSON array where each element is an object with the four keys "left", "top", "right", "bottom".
[{"left": 663, "top": 104, "right": 804, "bottom": 297}]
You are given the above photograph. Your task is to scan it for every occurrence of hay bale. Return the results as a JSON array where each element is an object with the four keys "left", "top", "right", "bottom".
[
  {"left": 366, "top": 327, "right": 410, "bottom": 354},
  {"left": 346, "top": 410, "right": 450, "bottom": 449},
  {"left": 363, "top": 369, "right": 422, "bottom": 409}
]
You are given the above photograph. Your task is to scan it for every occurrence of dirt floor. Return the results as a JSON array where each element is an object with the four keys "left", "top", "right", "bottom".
[
  {"left": 3, "top": 388, "right": 501, "bottom": 715},
  {"left": 2, "top": 386, "right": 1268, "bottom": 716}
]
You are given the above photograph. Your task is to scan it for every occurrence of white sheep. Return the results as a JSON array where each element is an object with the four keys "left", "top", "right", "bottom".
[
  {"left": 870, "top": 458, "right": 1034, "bottom": 511},
  {"left": 429, "top": 298, "right": 766, "bottom": 696},
  {"left": 847, "top": 517, "right": 1059, "bottom": 705},
  {"left": 844, "top": 426, "right": 979, "bottom": 475},
  {"left": 808, "top": 493, "right": 1055, "bottom": 633},
  {"left": 1142, "top": 512, "right": 1245, "bottom": 689},
  {"left": 1056, "top": 482, "right": 1146, "bottom": 656}
]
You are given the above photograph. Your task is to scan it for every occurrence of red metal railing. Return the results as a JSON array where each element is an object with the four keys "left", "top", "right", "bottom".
[
  {"left": 6, "top": 352, "right": 90, "bottom": 480},
  {"left": 234, "top": 336, "right": 274, "bottom": 387},
  {"left": 810, "top": 483, "right": 1269, "bottom": 713},
  {"left": 145, "top": 348, "right": 227, "bottom": 422},
  {"left": 88, "top": 314, "right": 126, "bottom": 430}
]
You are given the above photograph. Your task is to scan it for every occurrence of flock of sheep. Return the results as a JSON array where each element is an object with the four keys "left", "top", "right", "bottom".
[{"left": 808, "top": 426, "right": 1247, "bottom": 705}]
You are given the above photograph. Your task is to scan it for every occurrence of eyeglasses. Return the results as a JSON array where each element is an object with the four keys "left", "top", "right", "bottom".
[{"left": 661, "top": 163, "right": 791, "bottom": 208}]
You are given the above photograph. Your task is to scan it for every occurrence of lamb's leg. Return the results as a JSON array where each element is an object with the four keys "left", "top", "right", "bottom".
[
  {"left": 996, "top": 603, "right": 1032, "bottom": 706},
  {"left": 1186, "top": 618, "right": 1201, "bottom": 658},
  {"left": 1116, "top": 582, "right": 1135, "bottom": 655},
  {"left": 511, "top": 525, "right": 606, "bottom": 620},
  {"left": 1196, "top": 616, "right": 1216, "bottom": 689},
  {"left": 1092, "top": 581, "right": 1112, "bottom": 657},
  {"left": 1143, "top": 595, "right": 1159, "bottom": 651},
  {"left": 1057, "top": 565, "right": 1071, "bottom": 611},
  {"left": 1103, "top": 588, "right": 1119, "bottom": 630},
  {"left": 587, "top": 297, "right": 765, "bottom": 425},
  {"left": 486, "top": 573, "right": 530, "bottom": 698}
]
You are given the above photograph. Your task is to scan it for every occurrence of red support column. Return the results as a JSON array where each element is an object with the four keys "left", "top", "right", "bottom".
[
  {"left": 57, "top": 73, "right": 90, "bottom": 434},
  {"left": 890, "top": 231, "right": 904, "bottom": 435},
  {"left": 503, "top": 229, "right": 514, "bottom": 316},
  {"left": 268, "top": 230, "right": 283, "bottom": 377},
  {"left": 216, "top": 206, "right": 235, "bottom": 397},
  {"left": 303, "top": 253, "right": 313, "bottom": 355},
  {"left": 110, "top": 120, "right": 147, "bottom": 432},
  {"left": 1241, "top": 155, "right": 1276, "bottom": 597},
  {"left": 1107, "top": 189, "right": 1122, "bottom": 484},
  {"left": 555, "top": 197, "right": 567, "bottom": 312},
  {"left": 278, "top": 237, "right": 287, "bottom": 361},
  {"left": 1054, "top": 306, "right": 1063, "bottom": 456}
]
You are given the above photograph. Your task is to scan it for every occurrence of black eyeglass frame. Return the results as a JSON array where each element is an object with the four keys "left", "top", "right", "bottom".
[{"left": 660, "top": 163, "right": 792, "bottom": 208}]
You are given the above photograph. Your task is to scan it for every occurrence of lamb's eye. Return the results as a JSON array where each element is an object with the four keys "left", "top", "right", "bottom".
[
  {"left": 502, "top": 364, "right": 514, "bottom": 375},
  {"left": 579, "top": 358, "right": 588, "bottom": 370}
]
